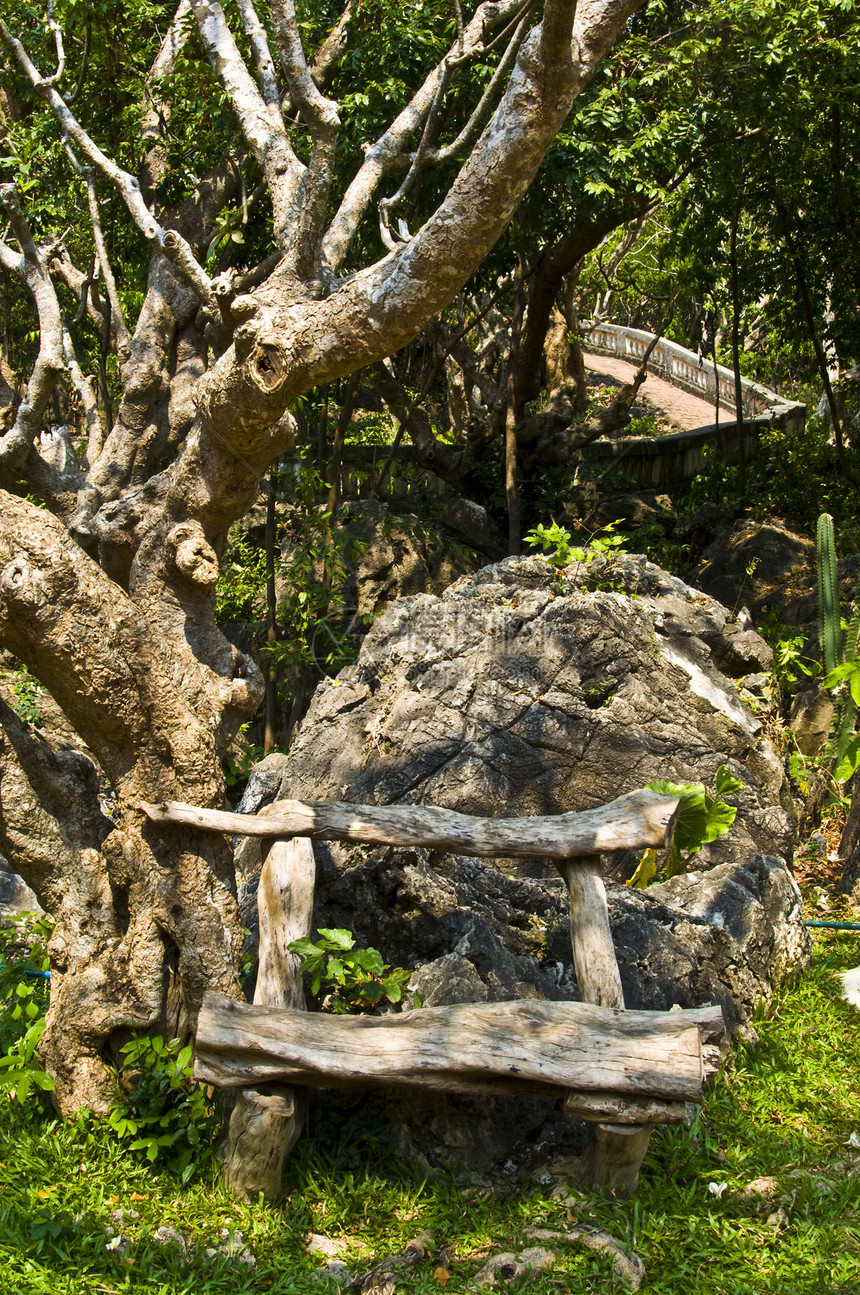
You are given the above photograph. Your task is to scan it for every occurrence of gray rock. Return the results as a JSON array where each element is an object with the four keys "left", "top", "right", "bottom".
[
  {"left": 593, "top": 491, "right": 676, "bottom": 529},
  {"left": 438, "top": 497, "right": 502, "bottom": 555},
  {"left": 688, "top": 519, "right": 814, "bottom": 619},
  {"left": 409, "top": 951, "right": 489, "bottom": 1006},
  {"left": 0, "top": 856, "right": 40, "bottom": 914},
  {"left": 272, "top": 553, "right": 794, "bottom": 866},
  {"left": 789, "top": 685, "right": 835, "bottom": 757}
]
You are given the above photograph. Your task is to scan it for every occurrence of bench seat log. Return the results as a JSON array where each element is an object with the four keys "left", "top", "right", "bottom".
[
  {"left": 196, "top": 993, "right": 724, "bottom": 1103},
  {"left": 142, "top": 788, "right": 680, "bottom": 860}
]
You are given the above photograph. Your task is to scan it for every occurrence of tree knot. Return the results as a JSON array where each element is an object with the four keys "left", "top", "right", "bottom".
[{"left": 168, "top": 521, "right": 219, "bottom": 587}]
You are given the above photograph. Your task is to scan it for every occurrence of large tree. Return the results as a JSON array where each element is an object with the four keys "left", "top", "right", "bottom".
[{"left": 0, "top": 0, "right": 645, "bottom": 1116}]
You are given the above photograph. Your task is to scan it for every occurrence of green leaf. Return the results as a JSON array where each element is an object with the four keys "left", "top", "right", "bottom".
[
  {"left": 715, "top": 764, "right": 743, "bottom": 797},
  {"left": 353, "top": 947, "right": 385, "bottom": 975},
  {"left": 834, "top": 738, "right": 860, "bottom": 785},
  {"left": 700, "top": 794, "right": 737, "bottom": 843},
  {"left": 286, "top": 937, "right": 320, "bottom": 958},
  {"left": 317, "top": 928, "right": 355, "bottom": 950}
]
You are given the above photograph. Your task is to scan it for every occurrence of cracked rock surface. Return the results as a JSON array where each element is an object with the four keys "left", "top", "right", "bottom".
[{"left": 248, "top": 553, "right": 795, "bottom": 863}]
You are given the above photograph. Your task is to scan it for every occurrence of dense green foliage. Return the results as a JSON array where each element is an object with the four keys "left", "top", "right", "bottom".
[
  {"left": 0, "top": 914, "right": 54, "bottom": 1106},
  {"left": 108, "top": 1035, "right": 219, "bottom": 1183}
]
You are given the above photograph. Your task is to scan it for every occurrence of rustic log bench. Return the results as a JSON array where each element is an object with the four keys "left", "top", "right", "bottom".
[{"left": 144, "top": 789, "right": 728, "bottom": 1201}]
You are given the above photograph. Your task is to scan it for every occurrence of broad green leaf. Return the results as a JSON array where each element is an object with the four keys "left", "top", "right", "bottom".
[{"left": 317, "top": 928, "right": 355, "bottom": 950}]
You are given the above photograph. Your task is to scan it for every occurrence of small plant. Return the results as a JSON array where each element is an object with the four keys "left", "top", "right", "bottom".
[
  {"left": 628, "top": 765, "right": 743, "bottom": 888},
  {"left": 108, "top": 1034, "right": 219, "bottom": 1181},
  {"left": 0, "top": 913, "right": 54, "bottom": 1105},
  {"left": 525, "top": 520, "right": 625, "bottom": 569},
  {"left": 0, "top": 664, "right": 42, "bottom": 726},
  {"left": 287, "top": 928, "right": 417, "bottom": 1014},
  {"left": 223, "top": 735, "right": 265, "bottom": 790}
]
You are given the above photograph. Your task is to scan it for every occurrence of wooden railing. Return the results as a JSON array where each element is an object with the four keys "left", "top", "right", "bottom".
[{"left": 144, "top": 789, "right": 727, "bottom": 1202}]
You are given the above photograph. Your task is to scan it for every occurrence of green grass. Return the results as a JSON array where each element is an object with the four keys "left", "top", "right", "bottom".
[{"left": 1, "top": 936, "right": 860, "bottom": 1294}]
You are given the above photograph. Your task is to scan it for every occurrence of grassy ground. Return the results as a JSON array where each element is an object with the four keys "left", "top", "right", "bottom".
[{"left": 1, "top": 934, "right": 859, "bottom": 1295}]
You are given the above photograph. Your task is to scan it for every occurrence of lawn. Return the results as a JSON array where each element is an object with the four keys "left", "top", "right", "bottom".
[{"left": 1, "top": 934, "right": 859, "bottom": 1294}]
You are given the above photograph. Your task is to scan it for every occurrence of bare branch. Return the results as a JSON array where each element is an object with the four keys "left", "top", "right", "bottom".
[
  {"left": 86, "top": 175, "right": 131, "bottom": 355},
  {"left": 236, "top": 0, "right": 281, "bottom": 109},
  {"left": 42, "top": 0, "right": 66, "bottom": 89},
  {"left": 321, "top": 0, "right": 525, "bottom": 272},
  {"left": 189, "top": 0, "right": 305, "bottom": 252},
  {"left": 50, "top": 249, "right": 109, "bottom": 338},
  {"left": 0, "top": 184, "right": 64, "bottom": 476},
  {"left": 271, "top": 0, "right": 338, "bottom": 135},
  {"left": 140, "top": 0, "right": 194, "bottom": 197},
  {"left": 309, "top": 1, "right": 352, "bottom": 91},
  {"left": 425, "top": 5, "right": 534, "bottom": 167},
  {"left": 378, "top": 59, "right": 455, "bottom": 243},
  {"left": 62, "top": 323, "right": 104, "bottom": 464},
  {"left": 269, "top": 0, "right": 340, "bottom": 277}
]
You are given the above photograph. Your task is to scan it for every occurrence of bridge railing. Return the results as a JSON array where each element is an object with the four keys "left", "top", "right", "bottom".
[
  {"left": 584, "top": 323, "right": 805, "bottom": 428},
  {"left": 580, "top": 324, "right": 806, "bottom": 490}
]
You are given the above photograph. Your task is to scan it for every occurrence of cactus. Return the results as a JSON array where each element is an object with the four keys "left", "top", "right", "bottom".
[
  {"left": 817, "top": 513, "right": 860, "bottom": 781},
  {"left": 817, "top": 512, "right": 840, "bottom": 675}
]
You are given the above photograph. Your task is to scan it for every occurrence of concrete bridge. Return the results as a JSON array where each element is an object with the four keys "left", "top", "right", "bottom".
[{"left": 578, "top": 324, "right": 806, "bottom": 491}]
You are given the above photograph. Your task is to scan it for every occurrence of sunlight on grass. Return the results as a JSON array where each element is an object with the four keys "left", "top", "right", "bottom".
[{"left": 0, "top": 934, "right": 859, "bottom": 1293}]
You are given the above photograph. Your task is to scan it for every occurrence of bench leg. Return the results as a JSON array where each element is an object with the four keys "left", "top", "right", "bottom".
[
  {"left": 219, "top": 1085, "right": 306, "bottom": 1202},
  {"left": 220, "top": 837, "right": 315, "bottom": 1201},
  {"left": 578, "top": 1122, "right": 653, "bottom": 1196},
  {"left": 558, "top": 858, "right": 655, "bottom": 1195}
]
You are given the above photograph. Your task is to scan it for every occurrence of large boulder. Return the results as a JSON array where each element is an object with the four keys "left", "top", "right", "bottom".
[
  {"left": 687, "top": 518, "right": 814, "bottom": 621},
  {"left": 256, "top": 552, "right": 795, "bottom": 863}
]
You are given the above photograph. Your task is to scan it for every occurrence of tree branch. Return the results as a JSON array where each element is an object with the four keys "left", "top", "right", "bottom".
[
  {"left": 62, "top": 323, "right": 104, "bottom": 465},
  {"left": 189, "top": 0, "right": 305, "bottom": 252},
  {"left": 86, "top": 175, "right": 131, "bottom": 356},
  {"left": 0, "top": 184, "right": 64, "bottom": 477},
  {"left": 424, "top": 3, "right": 534, "bottom": 167},
  {"left": 236, "top": 0, "right": 282, "bottom": 109},
  {"left": 321, "top": 0, "right": 525, "bottom": 273},
  {"left": 140, "top": 0, "right": 194, "bottom": 198},
  {"left": 309, "top": 1, "right": 352, "bottom": 91},
  {"left": 269, "top": 0, "right": 340, "bottom": 278}
]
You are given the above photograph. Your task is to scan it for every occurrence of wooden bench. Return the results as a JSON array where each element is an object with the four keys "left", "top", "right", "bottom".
[{"left": 145, "top": 790, "right": 728, "bottom": 1201}]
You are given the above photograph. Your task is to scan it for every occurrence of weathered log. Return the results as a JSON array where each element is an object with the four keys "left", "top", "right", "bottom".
[
  {"left": 558, "top": 859, "right": 624, "bottom": 1010},
  {"left": 217, "top": 837, "right": 315, "bottom": 1202},
  {"left": 195, "top": 993, "right": 723, "bottom": 1101},
  {"left": 142, "top": 787, "right": 680, "bottom": 860}
]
